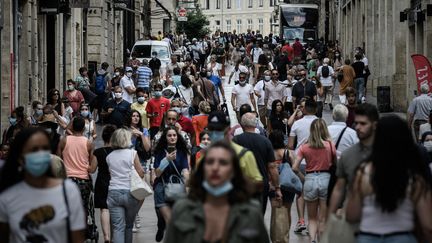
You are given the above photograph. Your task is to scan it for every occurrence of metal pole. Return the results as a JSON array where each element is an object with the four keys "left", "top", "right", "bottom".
[
  {"left": 221, "top": 0, "right": 223, "bottom": 32},
  {"left": 13, "top": 0, "right": 18, "bottom": 110}
]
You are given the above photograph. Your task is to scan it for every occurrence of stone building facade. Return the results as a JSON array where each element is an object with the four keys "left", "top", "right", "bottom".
[
  {"left": 199, "top": 0, "right": 277, "bottom": 35},
  {"left": 0, "top": 0, "right": 149, "bottom": 128},
  {"left": 337, "top": 0, "right": 432, "bottom": 111},
  {"left": 150, "top": 0, "right": 177, "bottom": 35}
]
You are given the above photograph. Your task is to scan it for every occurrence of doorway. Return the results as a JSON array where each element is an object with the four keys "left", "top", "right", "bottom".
[{"left": 46, "top": 14, "right": 56, "bottom": 92}]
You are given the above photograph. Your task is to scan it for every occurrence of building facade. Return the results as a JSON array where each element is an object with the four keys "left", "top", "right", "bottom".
[
  {"left": 151, "top": 0, "right": 177, "bottom": 35},
  {"left": 199, "top": 0, "right": 277, "bottom": 35},
  {"left": 0, "top": 0, "right": 149, "bottom": 129},
  {"left": 337, "top": 0, "right": 432, "bottom": 111}
]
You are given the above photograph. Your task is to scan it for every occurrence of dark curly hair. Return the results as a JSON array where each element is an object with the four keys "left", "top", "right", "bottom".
[
  {"left": 188, "top": 141, "right": 252, "bottom": 204},
  {"left": 154, "top": 126, "right": 189, "bottom": 155}
]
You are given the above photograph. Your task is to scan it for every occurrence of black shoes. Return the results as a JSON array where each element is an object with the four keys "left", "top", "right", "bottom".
[{"left": 155, "top": 229, "right": 164, "bottom": 242}]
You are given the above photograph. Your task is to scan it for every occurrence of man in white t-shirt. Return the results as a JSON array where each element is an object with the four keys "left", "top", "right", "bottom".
[
  {"left": 254, "top": 70, "right": 271, "bottom": 127},
  {"left": 120, "top": 67, "right": 136, "bottom": 103},
  {"left": 232, "top": 72, "right": 256, "bottom": 122},
  {"left": 229, "top": 60, "right": 249, "bottom": 85},
  {"left": 317, "top": 58, "right": 335, "bottom": 109}
]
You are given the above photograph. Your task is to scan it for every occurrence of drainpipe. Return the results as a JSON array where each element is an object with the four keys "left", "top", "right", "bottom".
[
  {"left": 63, "top": 13, "right": 67, "bottom": 91},
  {"left": 12, "top": 0, "right": 19, "bottom": 110}
]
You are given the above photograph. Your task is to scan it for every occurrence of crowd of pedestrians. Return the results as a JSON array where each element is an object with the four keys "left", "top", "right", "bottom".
[{"left": 0, "top": 29, "right": 431, "bottom": 243}]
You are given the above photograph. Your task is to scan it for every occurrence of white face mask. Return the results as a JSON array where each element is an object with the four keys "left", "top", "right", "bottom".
[
  {"left": 114, "top": 92, "right": 122, "bottom": 99},
  {"left": 424, "top": 141, "right": 432, "bottom": 152},
  {"left": 264, "top": 75, "right": 271, "bottom": 81},
  {"left": 115, "top": 72, "right": 120, "bottom": 76},
  {"left": 126, "top": 72, "right": 133, "bottom": 78}
]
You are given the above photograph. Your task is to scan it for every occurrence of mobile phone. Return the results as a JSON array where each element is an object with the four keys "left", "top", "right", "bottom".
[
  {"left": 167, "top": 146, "right": 176, "bottom": 154},
  {"left": 153, "top": 112, "right": 159, "bottom": 117}
]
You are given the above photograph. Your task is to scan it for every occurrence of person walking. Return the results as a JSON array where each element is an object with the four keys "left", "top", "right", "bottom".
[
  {"left": 131, "top": 87, "right": 150, "bottom": 129},
  {"left": 231, "top": 72, "right": 256, "bottom": 121},
  {"left": 63, "top": 80, "right": 85, "bottom": 116},
  {"left": 93, "top": 125, "right": 116, "bottom": 243},
  {"left": 120, "top": 67, "right": 136, "bottom": 104},
  {"left": 106, "top": 128, "right": 145, "bottom": 243},
  {"left": 265, "top": 69, "right": 286, "bottom": 118},
  {"left": 351, "top": 54, "right": 366, "bottom": 103},
  {"left": 164, "top": 141, "right": 270, "bottom": 243},
  {"left": 0, "top": 127, "right": 86, "bottom": 242},
  {"left": 338, "top": 59, "right": 356, "bottom": 104},
  {"left": 346, "top": 116, "right": 432, "bottom": 243},
  {"left": 136, "top": 59, "right": 153, "bottom": 92},
  {"left": 293, "top": 119, "right": 336, "bottom": 243},
  {"left": 146, "top": 83, "right": 171, "bottom": 139},
  {"left": 101, "top": 86, "right": 131, "bottom": 128},
  {"left": 327, "top": 104, "right": 359, "bottom": 155},
  {"left": 317, "top": 58, "right": 335, "bottom": 110},
  {"left": 408, "top": 84, "right": 432, "bottom": 141}
]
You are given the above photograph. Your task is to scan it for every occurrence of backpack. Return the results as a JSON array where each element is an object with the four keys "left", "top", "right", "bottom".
[
  {"left": 321, "top": 65, "right": 330, "bottom": 78},
  {"left": 95, "top": 72, "right": 107, "bottom": 94}
]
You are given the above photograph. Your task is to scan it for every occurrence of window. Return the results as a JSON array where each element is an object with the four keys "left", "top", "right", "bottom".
[
  {"left": 248, "top": 0, "right": 252, "bottom": 8},
  {"left": 247, "top": 19, "right": 253, "bottom": 31},
  {"left": 226, "top": 20, "right": 231, "bottom": 32},
  {"left": 258, "top": 18, "right": 263, "bottom": 34},
  {"left": 236, "top": 0, "right": 242, "bottom": 9},
  {"left": 215, "top": 20, "right": 221, "bottom": 26},
  {"left": 270, "top": 0, "right": 273, "bottom": 7},
  {"left": 205, "top": 0, "right": 210, "bottom": 9},
  {"left": 237, "top": 19, "right": 242, "bottom": 33},
  {"left": 259, "top": 0, "right": 263, "bottom": 7},
  {"left": 227, "top": 0, "right": 231, "bottom": 9},
  {"left": 216, "top": 0, "right": 220, "bottom": 9}
]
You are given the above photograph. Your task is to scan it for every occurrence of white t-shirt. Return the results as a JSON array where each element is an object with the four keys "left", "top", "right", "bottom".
[
  {"left": 0, "top": 180, "right": 86, "bottom": 243},
  {"left": 207, "top": 63, "right": 222, "bottom": 77},
  {"left": 232, "top": 84, "right": 254, "bottom": 111},
  {"left": 317, "top": 65, "right": 335, "bottom": 86},
  {"left": 254, "top": 80, "right": 267, "bottom": 106},
  {"left": 251, "top": 47, "right": 263, "bottom": 63},
  {"left": 178, "top": 85, "right": 193, "bottom": 105},
  {"left": 120, "top": 75, "right": 136, "bottom": 103},
  {"left": 280, "top": 80, "right": 296, "bottom": 103},
  {"left": 107, "top": 149, "right": 136, "bottom": 190},
  {"left": 232, "top": 65, "right": 249, "bottom": 82}
]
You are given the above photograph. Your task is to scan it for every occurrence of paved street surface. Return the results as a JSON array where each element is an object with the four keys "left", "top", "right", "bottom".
[{"left": 91, "top": 65, "right": 342, "bottom": 243}]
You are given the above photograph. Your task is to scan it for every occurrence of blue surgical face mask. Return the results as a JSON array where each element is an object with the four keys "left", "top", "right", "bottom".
[
  {"left": 199, "top": 143, "right": 208, "bottom": 149},
  {"left": 209, "top": 131, "right": 225, "bottom": 143},
  {"left": 172, "top": 107, "right": 182, "bottom": 114},
  {"left": 24, "top": 150, "right": 52, "bottom": 177},
  {"left": 153, "top": 91, "right": 162, "bottom": 98},
  {"left": 81, "top": 111, "right": 89, "bottom": 117},
  {"left": 9, "top": 117, "right": 17, "bottom": 126},
  {"left": 35, "top": 110, "right": 43, "bottom": 117},
  {"left": 137, "top": 97, "right": 145, "bottom": 104},
  {"left": 202, "top": 180, "right": 233, "bottom": 197}
]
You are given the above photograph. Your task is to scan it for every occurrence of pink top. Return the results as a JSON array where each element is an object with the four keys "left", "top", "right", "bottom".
[
  {"left": 297, "top": 141, "right": 336, "bottom": 172},
  {"left": 63, "top": 136, "right": 90, "bottom": 179}
]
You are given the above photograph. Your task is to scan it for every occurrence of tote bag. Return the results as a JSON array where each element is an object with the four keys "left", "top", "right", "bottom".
[{"left": 130, "top": 150, "right": 153, "bottom": 200}]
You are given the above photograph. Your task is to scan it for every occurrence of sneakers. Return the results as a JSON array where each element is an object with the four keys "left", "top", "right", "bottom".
[
  {"left": 132, "top": 226, "right": 138, "bottom": 233},
  {"left": 294, "top": 219, "right": 307, "bottom": 234},
  {"left": 361, "top": 96, "right": 366, "bottom": 103},
  {"left": 135, "top": 215, "right": 141, "bottom": 229}
]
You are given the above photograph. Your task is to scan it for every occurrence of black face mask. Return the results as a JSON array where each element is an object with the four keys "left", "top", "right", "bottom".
[{"left": 200, "top": 71, "right": 207, "bottom": 77}]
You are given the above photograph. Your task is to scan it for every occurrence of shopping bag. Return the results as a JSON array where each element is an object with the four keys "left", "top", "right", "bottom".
[
  {"left": 130, "top": 167, "right": 153, "bottom": 200},
  {"left": 321, "top": 214, "right": 356, "bottom": 243},
  {"left": 270, "top": 205, "right": 289, "bottom": 243},
  {"left": 279, "top": 163, "right": 302, "bottom": 194}
]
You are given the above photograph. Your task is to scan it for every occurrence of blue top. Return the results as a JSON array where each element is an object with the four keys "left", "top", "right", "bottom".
[
  {"left": 154, "top": 149, "right": 189, "bottom": 185},
  {"left": 137, "top": 66, "right": 153, "bottom": 88},
  {"left": 209, "top": 75, "right": 222, "bottom": 96}
]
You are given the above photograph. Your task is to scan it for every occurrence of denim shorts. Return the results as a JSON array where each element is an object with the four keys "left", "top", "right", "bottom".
[
  {"left": 303, "top": 172, "right": 330, "bottom": 201},
  {"left": 153, "top": 182, "right": 167, "bottom": 208}
]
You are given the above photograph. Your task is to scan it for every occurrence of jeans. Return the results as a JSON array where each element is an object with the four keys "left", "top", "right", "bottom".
[
  {"left": 357, "top": 233, "right": 417, "bottom": 243},
  {"left": 323, "top": 86, "right": 334, "bottom": 105},
  {"left": 107, "top": 190, "right": 142, "bottom": 243},
  {"left": 355, "top": 78, "right": 365, "bottom": 102}
]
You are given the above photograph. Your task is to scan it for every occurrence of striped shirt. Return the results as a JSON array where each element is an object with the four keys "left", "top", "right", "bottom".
[{"left": 136, "top": 66, "right": 153, "bottom": 88}]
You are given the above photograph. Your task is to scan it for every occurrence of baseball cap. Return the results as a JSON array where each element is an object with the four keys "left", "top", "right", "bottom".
[
  {"left": 207, "top": 111, "right": 230, "bottom": 131},
  {"left": 125, "top": 66, "right": 133, "bottom": 72}
]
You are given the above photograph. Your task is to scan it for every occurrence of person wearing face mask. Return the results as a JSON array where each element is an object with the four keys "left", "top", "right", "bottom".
[
  {"left": 232, "top": 72, "right": 256, "bottom": 122},
  {"left": 110, "top": 67, "right": 123, "bottom": 92},
  {"left": 206, "top": 111, "right": 263, "bottom": 193},
  {"left": 146, "top": 83, "right": 171, "bottom": 139},
  {"left": 165, "top": 141, "right": 270, "bottom": 243},
  {"left": 63, "top": 80, "right": 85, "bottom": 115},
  {"left": 170, "top": 100, "right": 194, "bottom": 138},
  {"left": 228, "top": 59, "right": 249, "bottom": 85},
  {"left": 131, "top": 87, "right": 150, "bottom": 129},
  {"left": 254, "top": 70, "right": 271, "bottom": 127},
  {"left": 101, "top": 86, "right": 132, "bottom": 128},
  {"left": 120, "top": 66, "right": 136, "bottom": 103},
  {"left": 2, "top": 107, "right": 30, "bottom": 145},
  {"left": 0, "top": 127, "right": 86, "bottom": 243},
  {"left": 291, "top": 69, "right": 317, "bottom": 110},
  {"left": 421, "top": 132, "right": 432, "bottom": 167},
  {"left": 29, "top": 101, "right": 44, "bottom": 125},
  {"left": 66, "top": 104, "right": 97, "bottom": 141},
  {"left": 149, "top": 51, "right": 162, "bottom": 74},
  {"left": 191, "top": 130, "right": 212, "bottom": 169}
]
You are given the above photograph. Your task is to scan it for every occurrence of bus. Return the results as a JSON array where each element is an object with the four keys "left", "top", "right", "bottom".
[{"left": 279, "top": 4, "right": 319, "bottom": 44}]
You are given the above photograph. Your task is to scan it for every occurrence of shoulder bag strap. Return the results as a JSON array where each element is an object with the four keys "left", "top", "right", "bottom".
[
  {"left": 168, "top": 159, "right": 185, "bottom": 184},
  {"left": 62, "top": 180, "right": 72, "bottom": 243},
  {"left": 335, "top": 126, "right": 348, "bottom": 149}
]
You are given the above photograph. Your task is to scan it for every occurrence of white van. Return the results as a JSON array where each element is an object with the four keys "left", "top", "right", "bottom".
[{"left": 130, "top": 40, "right": 172, "bottom": 76}]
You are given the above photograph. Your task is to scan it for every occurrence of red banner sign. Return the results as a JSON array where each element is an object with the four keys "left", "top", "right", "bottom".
[{"left": 411, "top": 54, "right": 432, "bottom": 94}]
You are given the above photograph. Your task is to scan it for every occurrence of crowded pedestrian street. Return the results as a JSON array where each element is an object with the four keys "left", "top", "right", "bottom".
[{"left": 1, "top": 1, "right": 432, "bottom": 243}]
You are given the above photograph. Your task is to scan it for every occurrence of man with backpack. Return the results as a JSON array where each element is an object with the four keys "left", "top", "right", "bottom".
[
  {"left": 93, "top": 62, "right": 111, "bottom": 122},
  {"left": 317, "top": 58, "right": 335, "bottom": 110}
]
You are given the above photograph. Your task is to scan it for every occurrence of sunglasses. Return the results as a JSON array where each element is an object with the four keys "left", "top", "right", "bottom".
[{"left": 272, "top": 73, "right": 279, "bottom": 76}]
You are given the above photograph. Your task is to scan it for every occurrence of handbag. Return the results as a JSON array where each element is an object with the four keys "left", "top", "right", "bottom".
[
  {"left": 321, "top": 214, "right": 355, "bottom": 243},
  {"left": 163, "top": 160, "right": 186, "bottom": 201},
  {"left": 279, "top": 150, "right": 302, "bottom": 195},
  {"left": 130, "top": 150, "right": 153, "bottom": 200}
]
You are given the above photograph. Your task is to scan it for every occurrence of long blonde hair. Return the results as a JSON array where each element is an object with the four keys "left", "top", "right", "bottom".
[{"left": 308, "top": 118, "right": 331, "bottom": 148}]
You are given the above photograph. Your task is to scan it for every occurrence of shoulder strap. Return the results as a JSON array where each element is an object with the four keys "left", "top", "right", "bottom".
[
  {"left": 238, "top": 148, "right": 249, "bottom": 160},
  {"left": 168, "top": 159, "right": 185, "bottom": 184},
  {"left": 335, "top": 126, "right": 348, "bottom": 149},
  {"left": 62, "top": 180, "right": 72, "bottom": 243}
]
